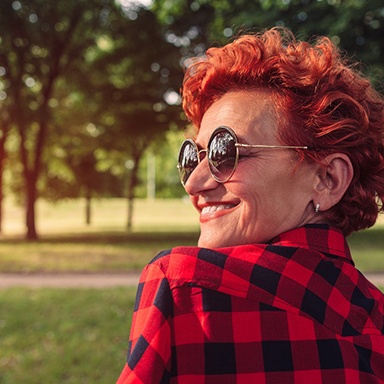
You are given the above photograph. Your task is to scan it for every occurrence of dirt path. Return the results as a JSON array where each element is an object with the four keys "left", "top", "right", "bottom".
[
  {"left": 0, "top": 272, "right": 141, "bottom": 289},
  {"left": 1, "top": 272, "right": 384, "bottom": 289}
]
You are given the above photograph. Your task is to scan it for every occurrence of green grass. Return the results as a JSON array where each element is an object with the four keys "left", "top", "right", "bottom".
[
  {"left": 0, "top": 231, "right": 199, "bottom": 273},
  {"left": 0, "top": 287, "right": 135, "bottom": 384},
  {"left": 0, "top": 198, "right": 200, "bottom": 273},
  {"left": 0, "top": 197, "right": 383, "bottom": 273},
  {"left": 1, "top": 197, "right": 199, "bottom": 236},
  {"left": 0, "top": 199, "right": 197, "bottom": 383},
  {"left": 1, "top": 229, "right": 383, "bottom": 273}
]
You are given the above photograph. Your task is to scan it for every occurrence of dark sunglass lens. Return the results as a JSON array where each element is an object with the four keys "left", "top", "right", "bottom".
[
  {"left": 178, "top": 140, "right": 199, "bottom": 184},
  {"left": 208, "top": 129, "right": 237, "bottom": 182}
]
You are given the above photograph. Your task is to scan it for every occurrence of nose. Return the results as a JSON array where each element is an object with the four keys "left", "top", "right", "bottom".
[{"left": 184, "top": 156, "right": 219, "bottom": 196}]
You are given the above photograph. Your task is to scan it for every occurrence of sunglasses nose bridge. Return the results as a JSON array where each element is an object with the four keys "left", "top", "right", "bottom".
[
  {"left": 197, "top": 148, "right": 207, "bottom": 163},
  {"left": 185, "top": 147, "right": 224, "bottom": 191},
  {"left": 192, "top": 148, "right": 210, "bottom": 180}
]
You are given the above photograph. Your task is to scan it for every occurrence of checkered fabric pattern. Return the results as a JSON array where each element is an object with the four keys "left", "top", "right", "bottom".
[{"left": 117, "top": 224, "right": 384, "bottom": 383}]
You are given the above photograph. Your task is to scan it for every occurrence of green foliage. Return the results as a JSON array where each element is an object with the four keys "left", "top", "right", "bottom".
[
  {"left": 0, "top": 0, "right": 140, "bottom": 237},
  {"left": 135, "top": 128, "right": 186, "bottom": 198},
  {"left": 348, "top": 227, "right": 384, "bottom": 272},
  {"left": 0, "top": 0, "right": 187, "bottom": 236},
  {"left": 0, "top": 287, "right": 135, "bottom": 383},
  {"left": 153, "top": 0, "right": 384, "bottom": 84},
  {"left": 1, "top": 0, "right": 383, "bottom": 236}
]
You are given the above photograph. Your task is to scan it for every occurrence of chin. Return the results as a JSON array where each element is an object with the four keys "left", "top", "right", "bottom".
[
  {"left": 198, "top": 236, "right": 216, "bottom": 248},
  {"left": 198, "top": 234, "right": 231, "bottom": 248}
]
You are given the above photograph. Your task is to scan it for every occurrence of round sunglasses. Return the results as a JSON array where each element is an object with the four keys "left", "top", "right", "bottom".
[{"left": 177, "top": 126, "right": 308, "bottom": 186}]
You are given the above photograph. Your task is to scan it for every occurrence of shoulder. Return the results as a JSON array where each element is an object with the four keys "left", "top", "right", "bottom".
[{"left": 145, "top": 246, "right": 204, "bottom": 284}]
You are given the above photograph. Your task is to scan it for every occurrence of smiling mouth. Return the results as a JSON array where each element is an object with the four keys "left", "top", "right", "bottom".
[{"left": 201, "top": 204, "right": 237, "bottom": 215}]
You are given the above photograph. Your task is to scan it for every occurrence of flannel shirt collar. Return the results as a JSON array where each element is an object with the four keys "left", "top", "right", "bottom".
[
  {"left": 158, "top": 224, "right": 383, "bottom": 336},
  {"left": 270, "top": 223, "right": 353, "bottom": 264}
]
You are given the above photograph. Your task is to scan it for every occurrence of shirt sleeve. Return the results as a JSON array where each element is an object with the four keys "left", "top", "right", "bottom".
[{"left": 116, "top": 262, "right": 173, "bottom": 384}]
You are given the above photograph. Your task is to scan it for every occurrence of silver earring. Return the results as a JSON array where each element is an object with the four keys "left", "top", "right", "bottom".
[{"left": 315, "top": 203, "right": 320, "bottom": 213}]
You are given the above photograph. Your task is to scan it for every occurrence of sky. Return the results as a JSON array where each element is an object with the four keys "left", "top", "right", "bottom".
[{"left": 117, "top": 0, "right": 153, "bottom": 8}]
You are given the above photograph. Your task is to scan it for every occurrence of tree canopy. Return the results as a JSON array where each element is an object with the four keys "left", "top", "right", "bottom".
[
  {"left": 0, "top": 0, "right": 383, "bottom": 237},
  {"left": 153, "top": 0, "right": 384, "bottom": 83},
  {"left": 0, "top": 0, "right": 183, "bottom": 238}
]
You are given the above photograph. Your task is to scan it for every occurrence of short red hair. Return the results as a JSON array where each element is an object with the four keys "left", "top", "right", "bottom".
[{"left": 181, "top": 27, "right": 384, "bottom": 235}]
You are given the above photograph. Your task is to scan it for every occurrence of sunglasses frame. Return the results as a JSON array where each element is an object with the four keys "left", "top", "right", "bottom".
[{"left": 177, "top": 125, "right": 308, "bottom": 186}]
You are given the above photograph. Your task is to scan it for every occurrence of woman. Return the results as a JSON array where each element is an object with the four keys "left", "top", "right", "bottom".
[{"left": 117, "top": 27, "right": 384, "bottom": 383}]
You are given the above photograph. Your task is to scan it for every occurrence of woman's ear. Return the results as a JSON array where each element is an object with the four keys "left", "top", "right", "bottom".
[{"left": 313, "top": 153, "right": 354, "bottom": 212}]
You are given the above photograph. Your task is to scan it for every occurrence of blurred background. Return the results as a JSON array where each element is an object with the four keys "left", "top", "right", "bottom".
[
  {"left": 1, "top": 2, "right": 384, "bottom": 382},
  {"left": 0, "top": 0, "right": 383, "bottom": 239}
]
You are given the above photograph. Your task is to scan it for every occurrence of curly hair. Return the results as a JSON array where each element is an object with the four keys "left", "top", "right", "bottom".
[{"left": 181, "top": 27, "right": 384, "bottom": 235}]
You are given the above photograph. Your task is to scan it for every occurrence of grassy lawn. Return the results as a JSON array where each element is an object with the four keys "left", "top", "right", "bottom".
[
  {"left": 0, "top": 197, "right": 383, "bottom": 273},
  {"left": 1, "top": 230, "right": 383, "bottom": 273},
  {"left": 0, "top": 231, "right": 199, "bottom": 273},
  {"left": 0, "top": 198, "right": 199, "bottom": 273},
  {"left": 0, "top": 287, "right": 136, "bottom": 384},
  {"left": 1, "top": 197, "right": 199, "bottom": 237},
  {"left": 0, "top": 199, "right": 195, "bottom": 382}
]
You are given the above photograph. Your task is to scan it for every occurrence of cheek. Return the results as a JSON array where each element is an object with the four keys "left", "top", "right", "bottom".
[
  {"left": 237, "top": 191, "right": 261, "bottom": 221},
  {"left": 236, "top": 175, "right": 292, "bottom": 217}
]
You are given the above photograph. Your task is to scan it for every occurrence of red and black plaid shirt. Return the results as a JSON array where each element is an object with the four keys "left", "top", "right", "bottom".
[{"left": 117, "top": 224, "right": 384, "bottom": 383}]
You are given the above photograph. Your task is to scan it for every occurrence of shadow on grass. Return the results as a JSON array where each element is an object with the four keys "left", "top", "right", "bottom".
[
  {"left": 0, "top": 227, "right": 382, "bottom": 273},
  {"left": 0, "top": 230, "right": 200, "bottom": 245},
  {"left": 1, "top": 225, "right": 382, "bottom": 247}
]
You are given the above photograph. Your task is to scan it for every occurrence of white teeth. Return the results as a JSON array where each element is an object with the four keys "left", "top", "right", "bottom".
[{"left": 201, "top": 204, "right": 234, "bottom": 215}]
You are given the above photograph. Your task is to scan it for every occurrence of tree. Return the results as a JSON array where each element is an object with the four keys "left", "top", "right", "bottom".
[
  {"left": 152, "top": 0, "right": 384, "bottom": 82},
  {"left": 0, "top": 0, "right": 135, "bottom": 239},
  {"left": 71, "top": 6, "right": 184, "bottom": 230},
  {"left": 0, "top": 107, "right": 11, "bottom": 233}
]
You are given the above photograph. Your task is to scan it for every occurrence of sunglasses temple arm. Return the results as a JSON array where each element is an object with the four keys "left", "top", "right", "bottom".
[{"left": 235, "top": 143, "right": 308, "bottom": 150}]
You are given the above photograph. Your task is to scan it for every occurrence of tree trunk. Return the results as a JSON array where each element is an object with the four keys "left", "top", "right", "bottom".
[
  {"left": 0, "top": 158, "right": 4, "bottom": 234},
  {"left": 85, "top": 187, "right": 92, "bottom": 225},
  {"left": 0, "top": 115, "right": 11, "bottom": 233},
  {"left": 127, "top": 169, "right": 138, "bottom": 232},
  {"left": 126, "top": 150, "right": 142, "bottom": 232},
  {"left": 22, "top": 119, "right": 48, "bottom": 240},
  {"left": 25, "top": 175, "right": 38, "bottom": 240},
  {"left": 127, "top": 195, "right": 134, "bottom": 232},
  {"left": 0, "top": 184, "right": 3, "bottom": 234},
  {"left": 0, "top": 117, "right": 10, "bottom": 234}
]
